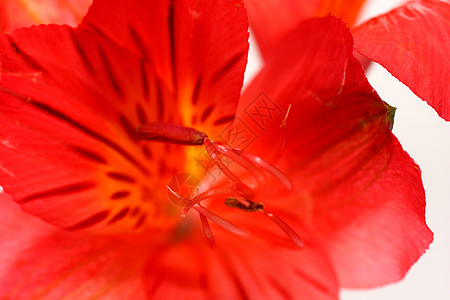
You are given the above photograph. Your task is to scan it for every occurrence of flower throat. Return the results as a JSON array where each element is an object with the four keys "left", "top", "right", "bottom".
[{"left": 137, "top": 122, "right": 304, "bottom": 249}]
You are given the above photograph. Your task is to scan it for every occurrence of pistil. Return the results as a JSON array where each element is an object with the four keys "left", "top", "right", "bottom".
[
  {"left": 167, "top": 187, "right": 250, "bottom": 241},
  {"left": 204, "top": 138, "right": 256, "bottom": 199},
  {"left": 181, "top": 187, "right": 251, "bottom": 217}
]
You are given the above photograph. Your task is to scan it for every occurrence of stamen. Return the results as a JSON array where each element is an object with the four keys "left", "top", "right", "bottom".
[
  {"left": 199, "top": 214, "right": 216, "bottom": 248},
  {"left": 281, "top": 104, "right": 292, "bottom": 128},
  {"left": 232, "top": 150, "right": 293, "bottom": 193},
  {"left": 167, "top": 187, "right": 250, "bottom": 238},
  {"left": 270, "top": 104, "right": 291, "bottom": 163},
  {"left": 225, "top": 197, "right": 264, "bottom": 212},
  {"left": 204, "top": 138, "right": 255, "bottom": 199},
  {"left": 260, "top": 210, "right": 304, "bottom": 249},
  {"left": 194, "top": 204, "right": 250, "bottom": 238},
  {"left": 182, "top": 187, "right": 250, "bottom": 217},
  {"left": 137, "top": 123, "right": 207, "bottom": 145},
  {"left": 215, "top": 144, "right": 266, "bottom": 186},
  {"left": 225, "top": 197, "right": 304, "bottom": 249},
  {"left": 203, "top": 137, "right": 291, "bottom": 196}
]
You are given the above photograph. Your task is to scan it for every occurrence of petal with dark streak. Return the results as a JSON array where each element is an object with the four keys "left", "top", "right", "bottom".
[
  {"left": 0, "top": 193, "right": 149, "bottom": 300},
  {"left": 0, "top": 24, "right": 184, "bottom": 233},
  {"left": 82, "top": 0, "right": 249, "bottom": 137},
  {"left": 143, "top": 214, "right": 339, "bottom": 300}
]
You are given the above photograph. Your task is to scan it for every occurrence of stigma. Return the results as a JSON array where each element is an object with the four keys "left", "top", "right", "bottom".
[{"left": 138, "top": 122, "right": 303, "bottom": 249}]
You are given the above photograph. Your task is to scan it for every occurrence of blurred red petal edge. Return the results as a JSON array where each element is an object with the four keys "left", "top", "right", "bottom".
[
  {"left": 0, "top": 0, "right": 92, "bottom": 33},
  {"left": 319, "top": 136, "right": 433, "bottom": 288},
  {"left": 0, "top": 192, "right": 148, "bottom": 299},
  {"left": 244, "top": 0, "right": 370, "bottom": 60},
  {"left": 353, "top": 0, "right": 450, "bottom": 121}
]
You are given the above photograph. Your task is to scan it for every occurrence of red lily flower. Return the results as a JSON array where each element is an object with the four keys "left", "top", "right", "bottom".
[
  {"left": 0, "top": 0, "right": 432, "bottom": 299},
  {"left": 0, "top": 0, "right": 92, "bottom": 34},
  {"left": 244, "top": 0, "right": 450, "bottom": 121}
]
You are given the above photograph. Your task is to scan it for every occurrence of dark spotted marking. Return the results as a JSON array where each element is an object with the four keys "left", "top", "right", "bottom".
[
  {"left": 110, "top": 190, "right": 131, "bottom": 200},
  {"left": 131, "top": 207, "right": 141, "bottom": 217},
  {"left": 83, "top": 22, "right": 109, "bottom": 42},
  {"left": 108, "top": 207, "right": 130, "bottom": 224},
  {"left": 97, "top": 43, "right": 124, "bottom": 99},
  {"left": 136, "top": 102, "right": 148, "bottom": 125},
  {"left": 106, "top": 172, "right": 137, "bottom": 183},
  {"left": 224, "top": 197, "right": 264, "bottom": 212},
  {"left": 213, "top": 114, "right": 235, "bottom": 126},
  {"left": 167, "top": 1, "right": 177, "bottom": 89},
  {"left": 140, "top": 59, "right": 150, "bottom": 100},
  {"left": 210, "top": 50, "right": 246, "bottom": 84},
  {"left": 20, "top": 181, "right": 96, "bottom": 204},
  {"left": 267, "top": 276, "right": 293, "bottom": 300},
  {"left": 128, "top": 24, "right": 150, "bottom": 61},
  {"left": 24, "top": 98, "right": 150, "bottom": 175},
  {"left": 7, "top": 35, "right": 47, "bottom": 73},
  {"left": 70, "top": 145, "right": 107, "bottom": 164},
  {"left": 156, "top": 79, "right": 165, "bottom": 122},
  {"left": 201, "top": 104, "right": 215, "bottom": 123},
  {"left": 118, "top": 113, "right": 139, "bottom": 143},
  {"left": 293, "top": 268, "right": 334, "bottom": 295},
  {"left": 191, "top": 74, "right": 203, "bottom": 106},
  {"left": 141, "top": 145, "right": 153, "bottom": 160},
  {"left": 222, "top": 259, "right": 251, "bottom": 300},
  {"left": 233, "top": 276, "right": 251, "bottom": 300},
  {"left": 134, "top": 213, "right": 147, "bottom": 229},
  {"left": 66, "top": 210, "right": 110, "bottom": 231},
  {"left": 70, "top": 29, "right": 94, "bottom": 73}
]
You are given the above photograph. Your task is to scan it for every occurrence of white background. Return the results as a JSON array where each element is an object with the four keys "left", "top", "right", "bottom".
[{"left": 244, "top": 1, "right": 450, "bottom": 299}]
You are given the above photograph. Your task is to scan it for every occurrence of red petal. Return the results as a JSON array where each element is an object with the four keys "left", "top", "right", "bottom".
[
  {"left": 353, "top": 0, "right": 450, "bottom": 121},
  {"left": 244, "top": 0, "right": 368, "bottom": 59},
  {"left": 0, "top": 193, "right": 149, "bottom": 299},
  {"left": 316, "top": 138, "right": 433, "bottom": 287},
  {"left": 0, "top": 25, "right": 185, "bottom": 233},
  {"left": 142, "top": 214, "right": 339, "bottom": 300},
  {"left": 0, "top": 0, "right": 92, "bottom": 33},
  {"left": 237, "top": 16, "right": 358, "bottom": 156},
  {"left": 82, "top": 0, "right": 249, "bottom": 137},
  {"left": 0, "top": 192, "right": 338, "bottom": 299},
  {"left": 237, "top": 16, "right": 432, "bottom": 287}
]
